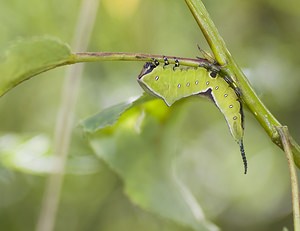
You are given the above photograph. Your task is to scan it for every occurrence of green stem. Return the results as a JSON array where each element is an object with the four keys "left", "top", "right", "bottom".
[
  {"left": 35, "top": 0, "right": 99, "bottom": 231},
  {"left": 71, "top": 52, "right": 219, "bottom": 70},
  {"left": 184, "top": 0, "right": 300, "bottom": 168},
  {"left": 184, "top": 0, "right": 228, "bottom": 65},
  {"left": 277, "top": 126, "right": 300, "bottom": 231}
]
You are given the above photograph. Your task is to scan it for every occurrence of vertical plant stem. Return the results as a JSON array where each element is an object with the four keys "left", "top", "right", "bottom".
[
  {"left": 184, "top": 0, "right": 281, "bottom": 132},
  {"left": 277, "top": 126, "right": 300, "bottom": 231},
  {"left": 184, "top": 0, "right": 229, "bottom": 65},
  {"left": 184, "top": 0, "right": 284, "bottom": 148},
  {"left": 35, "top": 1, "right": 100, "bottom": 231}
]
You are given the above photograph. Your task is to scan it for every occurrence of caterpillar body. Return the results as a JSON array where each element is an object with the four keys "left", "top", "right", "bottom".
[{"left": 137, "top": 59, "right": 247, "bottom": 174}]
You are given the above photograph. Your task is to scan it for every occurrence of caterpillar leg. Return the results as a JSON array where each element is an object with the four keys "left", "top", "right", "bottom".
[
  {"left": 173, "top": 58, "right": 180, "bottom": 70},
  {"left": 151, "top": 58, "right": 159, "bottom": 66},
  {"left": 163, "top": 56, "right": 169, "bottom": 66}
]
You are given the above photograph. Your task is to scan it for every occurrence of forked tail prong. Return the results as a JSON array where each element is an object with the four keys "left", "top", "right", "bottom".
[{"left": 239, "top": 139, "right": 248, "bottom": 174}]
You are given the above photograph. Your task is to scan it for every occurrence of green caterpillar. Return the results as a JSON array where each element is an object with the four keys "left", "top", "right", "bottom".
[{"left": 137, "top": 58, "right": 247, "bottom": 174}]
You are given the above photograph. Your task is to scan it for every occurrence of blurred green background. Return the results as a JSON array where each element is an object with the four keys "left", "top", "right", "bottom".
[{"left": 1, "top": 0, "right": 300, "bottom": 230}]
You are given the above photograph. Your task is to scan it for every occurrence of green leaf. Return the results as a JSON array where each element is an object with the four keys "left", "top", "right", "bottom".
[
  {"left": 81, "top": 93, "right": 156, "bottom": 133},
  {"left": 0, "top": 37, "right": 72, "bottom": 96},
  {"left": 0, "top": 133, "right": 101, "bottom": 175},
  {"left": 82, "top": 96, "right": 218, "bottom": 231}
]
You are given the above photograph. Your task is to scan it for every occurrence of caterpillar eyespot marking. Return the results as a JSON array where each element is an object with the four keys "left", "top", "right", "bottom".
[{"left": 137, "top": 61, "right": 247, "bottom": 174}]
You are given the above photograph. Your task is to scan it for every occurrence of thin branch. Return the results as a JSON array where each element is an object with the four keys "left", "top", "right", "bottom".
[
  {"left": 35, "top": 0, "right": 100, "bottom": 231},
  {"left": 277, "top": 126, "right": 300, "bottom": 231},
  {"left": 72, "top": 52, "right": 220, "bottom": 71}
]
